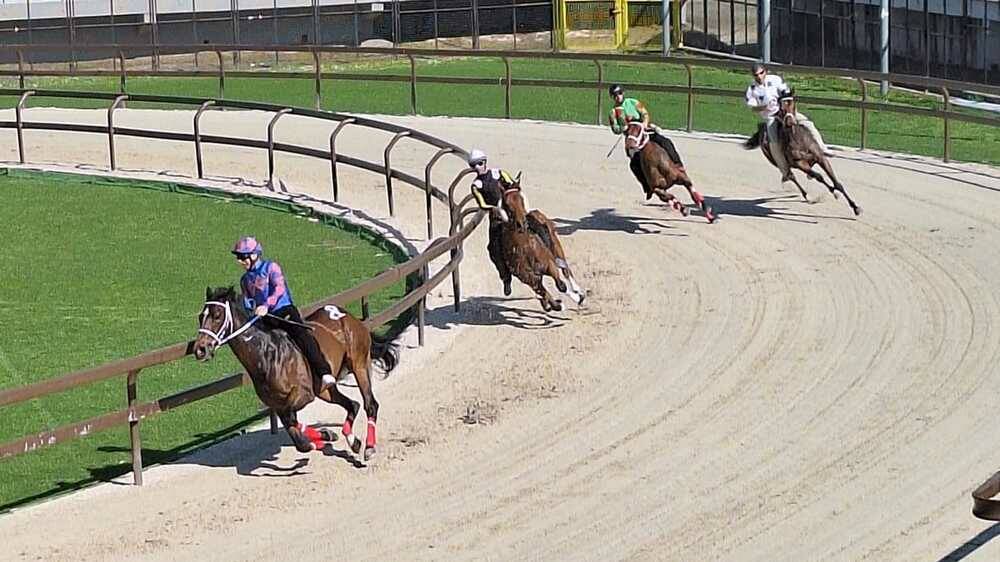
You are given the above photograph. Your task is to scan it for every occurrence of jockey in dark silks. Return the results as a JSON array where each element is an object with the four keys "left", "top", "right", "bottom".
[
  {"left": 468, "top": 148, "right": 516, "bottom": 297},
  {"left": 233, "top": 236, "right": 335, "bottom": 393},
  {"left": 607, "top": 84, "right": 685, "bottom": 198}
]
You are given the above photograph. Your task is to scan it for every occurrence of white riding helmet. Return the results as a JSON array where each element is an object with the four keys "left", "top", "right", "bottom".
[{"left": 467, "top": 148, "right": 487, "bottom": 167}]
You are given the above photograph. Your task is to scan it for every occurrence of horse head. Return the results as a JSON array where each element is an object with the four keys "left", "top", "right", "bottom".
[
  {"left": 193, "top": 285, "right": 244, "bottom": 361},
  {"left": 624, "top": 122, "right": 648, "bottom": 152},
  {"left": 501, "top": 172, "right": 529, "bottom": 232},
  {"left": 778, "top": 89, "right": 798, "bottom": 128}
]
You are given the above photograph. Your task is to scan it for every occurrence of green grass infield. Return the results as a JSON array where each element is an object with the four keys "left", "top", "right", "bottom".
[{"left": 0, "top": 168, "right": 408, "bottom": 511}]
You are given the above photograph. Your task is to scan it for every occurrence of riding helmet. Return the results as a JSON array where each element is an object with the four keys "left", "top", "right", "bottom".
[
  {"left": 232, "top": 236, "right": 263, "bottom": 256},
  {"left": 467, "top": 148, "right": 487, "bottom": 167},
  {"left": 609, "top": 84, "right": 624, "bottom": 97}
]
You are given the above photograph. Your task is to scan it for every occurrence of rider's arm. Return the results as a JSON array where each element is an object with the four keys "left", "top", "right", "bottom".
[
  {"left": 240, "top": 275, "right": 254, "bottom": 310},
  {"left": 746, "top": 84, "right": 763, "bottom": 110},
  {"left": 636, "top": 101, "right": 651, "bottom": 128},
  {"left": 471, "top": 180, "right": 495, "bottom": 210},
  {"left": 608, "top": 107, "right": 625, "bottom": 135},
  {"left": 264, "top": 262, "right": 288, "bottom": 310}
]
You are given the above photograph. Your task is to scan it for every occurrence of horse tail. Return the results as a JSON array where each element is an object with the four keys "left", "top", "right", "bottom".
[
  {"left": 744, "top": 122, "right": 766, "bottom": 149},
  {"left": 370, "top": 335, "right": 400, "bottom": 375}
]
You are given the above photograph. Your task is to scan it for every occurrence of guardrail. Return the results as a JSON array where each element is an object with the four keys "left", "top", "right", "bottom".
[
  {"left": 3, "top": 44, "right": 1000, "bottom": 163},
  {"left": 0, "top": 90, "right": 486, "bottom": 486}
]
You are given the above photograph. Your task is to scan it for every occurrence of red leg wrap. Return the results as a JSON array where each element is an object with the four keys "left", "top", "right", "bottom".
[
  {"left": 342, "top": 418, "right": 354, "bottom": 438},
  {"left": 366, "top": 419, "right": 377, "bottom": 448}
]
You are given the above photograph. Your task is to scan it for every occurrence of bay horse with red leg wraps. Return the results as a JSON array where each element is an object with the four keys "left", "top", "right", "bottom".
[
  {"left": 498, "top": 173, "right": 586, "bottom": 312},
  {"left": 624, "top": 121, "right": 716, "bottom": 223},
  {"left": 192, "top": 286, "right": 398, "bottom": 462}
]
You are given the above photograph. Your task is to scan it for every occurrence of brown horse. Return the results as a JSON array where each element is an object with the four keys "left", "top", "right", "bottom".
[
  {"left": 192, "top": 286, "right": 398, "bottom": 461},
  {"left": 744, "top": 93, "right": 862, "bottom": 216},
  {"left": 498, "top": 174, "right": 586, "bottom": 312},
  {"left": 623, "top": 122, "right": 716, "bottom": 223}
]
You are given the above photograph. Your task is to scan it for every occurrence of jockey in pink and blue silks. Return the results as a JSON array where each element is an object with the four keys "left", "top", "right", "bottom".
[{"left": 232, "top": 236, "right": 335, "bottom": 393}]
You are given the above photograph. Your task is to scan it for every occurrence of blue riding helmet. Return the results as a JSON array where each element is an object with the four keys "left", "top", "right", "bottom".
[{"left": 232, "top": 236, "right": 263, "bottom": 256}]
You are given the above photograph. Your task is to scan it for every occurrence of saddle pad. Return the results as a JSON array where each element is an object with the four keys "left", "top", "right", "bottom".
[{"left": 323, "top": 305, "right": 347, "bottom": 320}]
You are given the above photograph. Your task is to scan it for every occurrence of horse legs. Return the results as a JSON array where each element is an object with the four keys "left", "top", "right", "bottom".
[
  {"left": 314, "top": 383, "right": 358, "bottom": 445},
  {"left": 278, "top": 409, "right": 317, "bottom": 453},
  {"left": 652, "top": 187, "right": 688, "bottom": 216},
  {"left": 677, "top": 180, "right": 716, "bottom": 224},
  {"left": 785, "top": 166, "right": 811, "bottom": 201},
  {"left": 521, "top": 270, "right": 562, "bottom": 312},
  {"left": 816, "top": 158, "right": 862, "bottom": 216},
  {"left": 346, "top": 355, "right": 380, "bottom": 462}
]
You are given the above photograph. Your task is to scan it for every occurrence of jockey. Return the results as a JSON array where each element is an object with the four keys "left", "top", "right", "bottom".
[
  {"left": 468, "top": 148, "right": 514, "bottom": 297},
  {"left": 746, "top": 63, "right": 832, "bottom": 180},
  {"left": 232, "top": 236, "right": 336, "bottom": 393},
  {"left": 607, "top": 84, "right": 684, "bottom": 197}
]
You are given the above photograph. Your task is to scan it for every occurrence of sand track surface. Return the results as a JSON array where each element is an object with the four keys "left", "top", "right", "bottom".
[{"left": 2, "top": 109, "right": 1000, "bottom": 561}]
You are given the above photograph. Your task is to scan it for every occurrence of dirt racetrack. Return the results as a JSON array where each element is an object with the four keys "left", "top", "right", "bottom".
[{"left": 2, "top": 109, "right": 1000, "bottom": 561}]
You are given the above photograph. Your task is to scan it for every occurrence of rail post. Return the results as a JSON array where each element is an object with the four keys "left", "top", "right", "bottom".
[
  {"left": 447, "top": 169, "right": 475, "bottom": 311},
  {"left": 942, "top": 86, "right": 951, "bottom": 162},
  {"left": 424, "top": 147, "right": 457, "bottom": 239},
  {"left": 107, "top": 95, "right": 129, "bottom": 171},
  {"left": 329, "top": 118, "right": 355, "bottom": 202},
  {"left": 503, "top": 56, "right": 512, "bottom": 119},
  {"left": 383, "top": 131, "right": 411, "bottom": 217},
  {"left": 193, "top": 100, "right": 216, "bottom": 179},
  {"left": 118, "top": 50, "right": 127, "bottom": 95},
  {"left": 216, "top": 50, "right": 225, "bottom": 99},
  {"left": 857, "top": 77, "right": 868, "bottom": 151},
  {"left": 594, "top": 59, "right": 603, "bottom": 125},
  {"left": 361, "top": 296, "right": 370, "bottom": 320},
  {"left": 684, "top": 63, "right": 694, "bottom": 133},
  {"left": 408, "top": 54, "right": 418, "bottom": 115},
  {"left": 16, "top": 50, "right": 25, "bottom": 89},
  {"left": 267, "top": 109, "right": 294, "bottom": 190},
  {"left": 15, "top": 91, "right": 35, "bottom": 164},
  {"left": 126, "top": 369, "right": 144, "bottom": 486},
  {"left": 417, "top": 262, "right": 429, "bottom": 346},
  {"left": 313, "top": 49, "right": 322, "bottom": 111}
]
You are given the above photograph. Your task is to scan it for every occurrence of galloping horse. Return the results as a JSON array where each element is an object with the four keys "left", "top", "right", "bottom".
[
  {"left": 498, "top": 174, "right": 586, "bottom": 312},
  {"left": 193, "top": 286, "right": 398, "bottom": 461},
  {"left": 744, "top": 91, "right": 862, "bottom": 216},
  {"left": 624, "top": 122, "right": 716, "bottom": 223}
]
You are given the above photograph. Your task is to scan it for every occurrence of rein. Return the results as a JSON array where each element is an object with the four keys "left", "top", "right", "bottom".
[{"left": 198, "top": 300, "right": 261, "bottom": 346}]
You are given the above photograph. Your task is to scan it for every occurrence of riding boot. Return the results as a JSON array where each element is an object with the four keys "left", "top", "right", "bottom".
[
  {"left": 629, "top": 154, "right": 652, "bottom": 199},
  {"left": 270, "top": 305, "right": 334, "bottom": 391},
  {"left": 487, "top": 222, "right": 512, "bottom": 296},
  {"left": 651, "top": 133, "right": 684, "bottom": 167}
]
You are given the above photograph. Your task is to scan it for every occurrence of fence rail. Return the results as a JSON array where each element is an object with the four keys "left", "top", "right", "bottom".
[
  {"left": 3, "top": 44, "right": 999, "bottom": 162},
  {"left": 0, "top": 88, "right": 486, "bottom": 485}
]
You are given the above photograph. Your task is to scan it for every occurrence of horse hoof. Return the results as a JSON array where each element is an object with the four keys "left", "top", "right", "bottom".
[
  {"left": 551, "top": 300, "right": 563, "bottom": 312},
  {"left": 319, "top": 428, "right": 339, "bottom": 442},
  {"left": 295, "top": 442, "right": 315, "bottom": 453},
  {"left": 364, "top": 447, "right": 376, "bottom": 462},
  {"left": 853, "top": 206, "right": 863, "bottom": 216},
  {"left": 556, "top": 279, "right": 567, "bottom": 292},
  {"left": 705, "top": 207, "right": 717, "bottom": 223}
]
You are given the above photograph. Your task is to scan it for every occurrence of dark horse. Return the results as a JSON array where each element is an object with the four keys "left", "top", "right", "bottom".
[
  {"left": 498, "top": 173, "right": 586, "bottom": 312},
  {"left": 744, "top": 92, "right": 862, "bottom": 216},
  {"left": 623, "top": 122, "right": 716, "bottom": 223},
  {"left": 193, "top": 286, "right": 399, "bottom": 461}
]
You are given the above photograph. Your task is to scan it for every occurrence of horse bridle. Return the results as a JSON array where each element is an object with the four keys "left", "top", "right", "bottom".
[
  {"left": 625, "top": 125, "right": 649, "bottom": 151},
  {"left": 198, "top": 300, "right": 260, "bottom": 348}
]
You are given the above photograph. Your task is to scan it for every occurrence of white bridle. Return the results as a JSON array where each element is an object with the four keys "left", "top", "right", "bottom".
[
  {"left": 626, "top": 126, "right": 649, "bottom": 152},
  {"left": 198, "top": 300, "right": 261, "bottom": 347}
]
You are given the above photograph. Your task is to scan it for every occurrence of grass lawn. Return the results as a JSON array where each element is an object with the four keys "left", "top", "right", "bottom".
[
  {"left": 2, "top": 55, "right": 998, "bottom": 166},
  {"left": 0, "top": 169, "right": 407, "bottom": 511}
]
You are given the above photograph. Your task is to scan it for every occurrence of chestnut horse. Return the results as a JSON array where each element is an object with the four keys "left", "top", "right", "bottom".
[
  {"left": 624, "top": 122, "right": 716, "bottom": 223},
  {"left": 193, "top": 286, "right": 398, "bottom": 461},
  {"left": 744, "top": 92, "right": 862, "bottom": 216},
  {"left": 498, "top": 174, "right": 586, "bottom": 312}
]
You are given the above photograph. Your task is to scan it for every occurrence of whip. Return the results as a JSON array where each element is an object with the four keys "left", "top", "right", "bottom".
[{"left": 605, "top": 134, "right": 623, "bottom": 158}]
